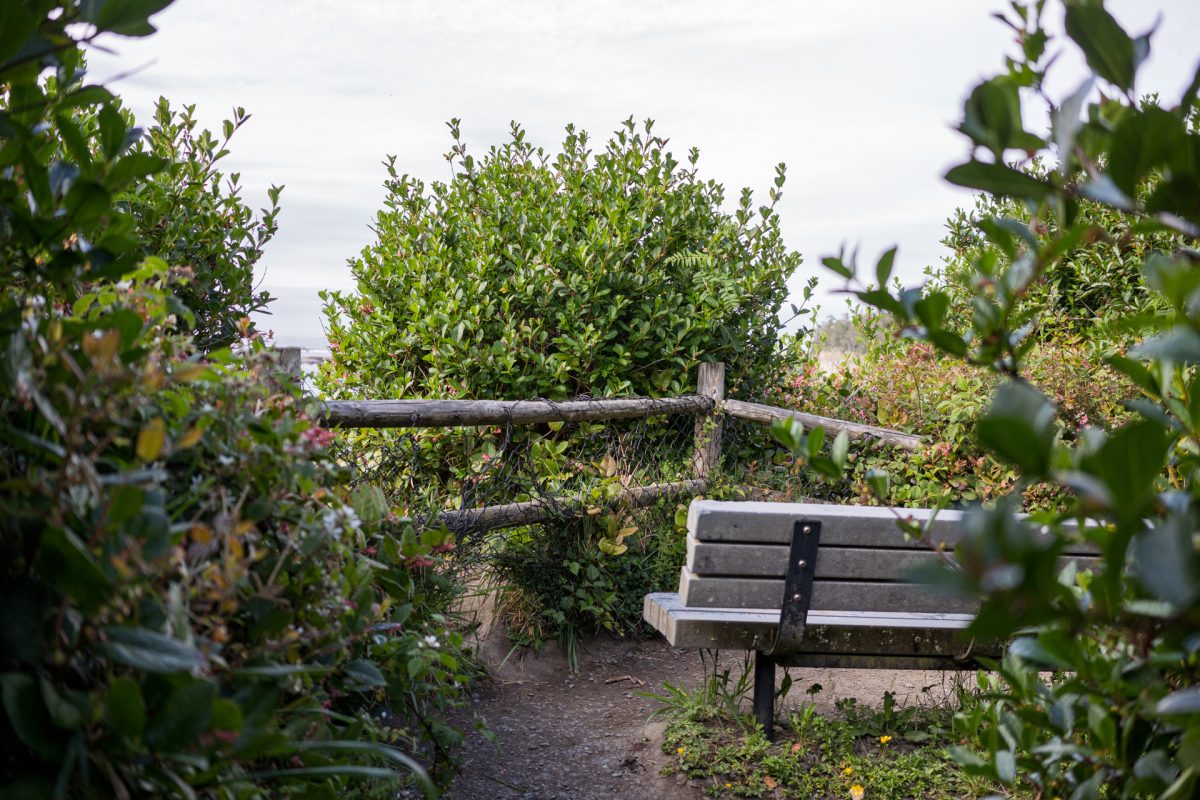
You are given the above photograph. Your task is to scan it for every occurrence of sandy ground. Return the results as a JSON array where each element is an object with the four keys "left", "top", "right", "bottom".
[{"left": 443, "top": 635, "right": 969, "bottom": 800}]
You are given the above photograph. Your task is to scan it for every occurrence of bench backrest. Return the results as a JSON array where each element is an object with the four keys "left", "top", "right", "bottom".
[{"left": 680, "top": 500, "right": 1098, "bottom": 614}]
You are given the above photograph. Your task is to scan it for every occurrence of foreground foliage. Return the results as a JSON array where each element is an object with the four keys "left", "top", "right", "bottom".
[
  {"left": 821, "top": 1, "right": 1200, "bottom": 797},
  {"left": 1, "top": 3, "right": 467, "bottom": 795}
]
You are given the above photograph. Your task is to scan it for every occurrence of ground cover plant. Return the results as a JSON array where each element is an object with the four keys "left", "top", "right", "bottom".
[
  {"left": 655, "top": 666, "right": 1008, "bottom": 800},
  {"left": 1, "top": 3, "right": 470, "bottom": 795}
]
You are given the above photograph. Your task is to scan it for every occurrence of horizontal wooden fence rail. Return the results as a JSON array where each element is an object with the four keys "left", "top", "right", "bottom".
[
  {"left": 318, "top": 395, "right": 714, "bottom": 429},
  {"left": 437, "top": 478, "right": 709, "bottom": 533},
  {"left": 723, "top": 398, "right": 926, "bottom": 451},
  {"left": 275, "top": 352, "right": 927, "bottom": 533}
]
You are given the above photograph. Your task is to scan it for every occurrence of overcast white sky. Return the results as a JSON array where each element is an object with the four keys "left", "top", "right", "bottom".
[{"left": 88, "top": 0, "right": 1200, "bottom": 350}]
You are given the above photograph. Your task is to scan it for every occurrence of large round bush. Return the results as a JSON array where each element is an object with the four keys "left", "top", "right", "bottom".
[{"left": 320, "top": 119, "right": 802, "bottom": 400}]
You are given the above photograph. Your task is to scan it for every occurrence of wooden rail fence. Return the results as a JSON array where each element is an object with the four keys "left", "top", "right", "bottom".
[{"left": 276, "top": 350, "right": 926, "bottom": 533}]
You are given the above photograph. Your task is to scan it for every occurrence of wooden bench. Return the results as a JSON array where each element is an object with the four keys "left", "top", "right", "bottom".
[{"left": 643, "top": 499, "right": 1098, "bottom": 738}]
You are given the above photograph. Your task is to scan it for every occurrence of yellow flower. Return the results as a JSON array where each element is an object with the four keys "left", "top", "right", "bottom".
[
  {"left": 676, "top": 747, "right": 686, "bottom": 755},
  {"left": 879, "top": 735, "right": 893, "bottom": 744},
  {"left": 725, "top": 784, "right": 732, "bottom": 789},
  {"left": 843, "top": 766, "right": 854, "bottom": 776},
  {"left": 850, "top": 785, "right": 865, "bottom": 800}
]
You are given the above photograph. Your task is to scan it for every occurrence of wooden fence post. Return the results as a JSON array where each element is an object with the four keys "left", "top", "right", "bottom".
[
  {"left": 274, "top": 346, "right": 302, "bottom": 393},
  {"left": 692, "top": 361, "right": 725, "bottom": 479}
]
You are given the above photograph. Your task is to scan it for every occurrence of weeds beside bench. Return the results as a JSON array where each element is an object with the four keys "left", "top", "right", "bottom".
[{"left": 644, "top": 500, "right": 1098, "bottom": 739}]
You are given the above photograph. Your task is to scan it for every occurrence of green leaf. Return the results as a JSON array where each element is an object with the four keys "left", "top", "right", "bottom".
[
  {"left": 344, "top": 659, "right": 387, "bottom": 690},
  {"left": 39, "top": 677, "right": 84, "bottom": 730},
  {"left": 821, "top": 255, "right": 853, "bottom": 280},
  {"left": 945, "top": 161, "right": 1053, "bottom": 201},
  {"left": 212, "top": 699, "right": 243, "bottom": 733},
  {"left": 1133, "top": 514, "right": 1199, "bottom": 607},
  {"left": 97, "top": 105, "right": 128, "bottom": 160},
  {"left": 350, "top": 484, "right": 389, "bottom": 525},
  {"left": 770, "top": 418, "right": 805, "bottom": 454},
  {"left": 994, "top": 749, "right": 1016, "bottom": 784},
  {"left": 1064, "top": 4, "right": 1141, "bottom": 91},
  {"left": 960, "top": 77, "right": 1023, "bottom": 157},
  {"left": 976, "top": 382, "right": 1057, "bottom": 476},
  {"left": 105, "top": 152, "right": 168, "bottom": 190},
  {"left": 1081, "top": 421, "right": 1170, "bottom": 516},
  {"left": 830, "top": 430, "right": 849, "bottom": 469},
  {"left": 104, "top": 676, "right": 146, "bottom": 739},
  {"left": 283, "top": 741, "right": 436, "bottom": 797},
  {"left": 1078, "top": 175, "right": 1134, "bottom": 210},
  {"left": 145, "top": 679, "right": 215, "bottom": 751},
  {"left": 0, "top": 673, "right": 62, "bottom": 760},
  {"left": 64, "top": 180, "right": 113, "bottom": 228},
  {"left": 95, "top": 627, "right": 206, "bottom": 673},
  {"left": 1054, "top": 78, "right": 1094, "bottom": 171},
  {"left": 58, "top": 85, "right": 116, "bottom": 109},
  {"left": 83, "top": 0, "right": 174, "bottom": 37},
  {"left": 1132, "top": 328, "right": 1200, "bottom": 364},
  {"left": 864, "top": 468, "right": 890, "bottom": 500},
  {"left": 874, "top": 247, "right": 897, "bottom": 288},
  {"left": 35, "top": 527, "right": 112, "bottom": 612},
  {"left": 0, "top": 3, "right": 38, "bottom": 70},
  {"left": 1108, "top": 106, "right": 1188, "bottom": 197},
  {"left": 1157, "top": 687, "right": 1200, "bottom": 715}
]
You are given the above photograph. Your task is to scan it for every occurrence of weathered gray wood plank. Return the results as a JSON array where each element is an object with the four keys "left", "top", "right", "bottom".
[
  {"left": 686, "top": 500, "right": 1099, "bottom": 554},
  {"left": 437, "top": 479, "right": 707, "bottom": 533},
  {"left": 678, "top": 568, "right": 979, "bottom": 613},
  {"left": 686, "top": 538, "right": 1101, "bottom": 579},
  {"left": 319, "top": 395, "right": 713, "bottom": 428},
  {"left": 691, "top": 362, "right": 725, "bottom": 479},
  {"left": 723, "top": 398, "right": 927, "bottom": 451},
  {"left": 643, "top": 593, "right": 991, "bottom": 665}
]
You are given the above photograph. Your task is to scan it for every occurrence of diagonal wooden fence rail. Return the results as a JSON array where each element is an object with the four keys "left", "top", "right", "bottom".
[{"left": 279, "top": 352, "right": 926, "bottom": 533}]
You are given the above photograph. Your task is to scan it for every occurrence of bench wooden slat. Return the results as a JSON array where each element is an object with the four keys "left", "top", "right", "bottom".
[
  {"left": 645, "top": 593, "right": 994, "bottom": 666},
  {"left": 687, "top": 500, "right": 1098, "bottom": 555},
  {"left": 687, "top": 538, "right": 1101, "bottom": 580},
  {"left": 678, "top": 567, "right": 979, "bottom": 613}
]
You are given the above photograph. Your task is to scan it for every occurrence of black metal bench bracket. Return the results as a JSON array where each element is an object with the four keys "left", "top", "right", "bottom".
[
  {"left": 769, "top": 519, "right": 822, "bottom": 659},
  {"left": 752, "top": 519, "right": 821, "bottom": 741}
]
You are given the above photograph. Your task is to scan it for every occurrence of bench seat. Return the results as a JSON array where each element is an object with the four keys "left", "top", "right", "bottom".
[{"left": 644, "top": 593, "right": 990, "bottom": 669}]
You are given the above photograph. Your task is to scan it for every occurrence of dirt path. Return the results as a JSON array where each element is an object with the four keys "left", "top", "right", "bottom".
[{"left": 445, "top": 636, "right": 965, "bottom": 800}]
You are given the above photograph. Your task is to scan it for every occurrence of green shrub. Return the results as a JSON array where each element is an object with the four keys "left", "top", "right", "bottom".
[
  {"left": 319, "top": 118, "right": 802, "bottom": 401},
  {"left": 491, "top": 503, "right": 685, "bottom": 666},
  {"left": 128, "top": 98, "right": 282, "bottom": 351}
]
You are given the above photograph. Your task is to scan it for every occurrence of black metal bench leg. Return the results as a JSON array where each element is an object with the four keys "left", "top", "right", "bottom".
[{"left": 753, "top": 650, "right": 775, "bottom": 741}]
